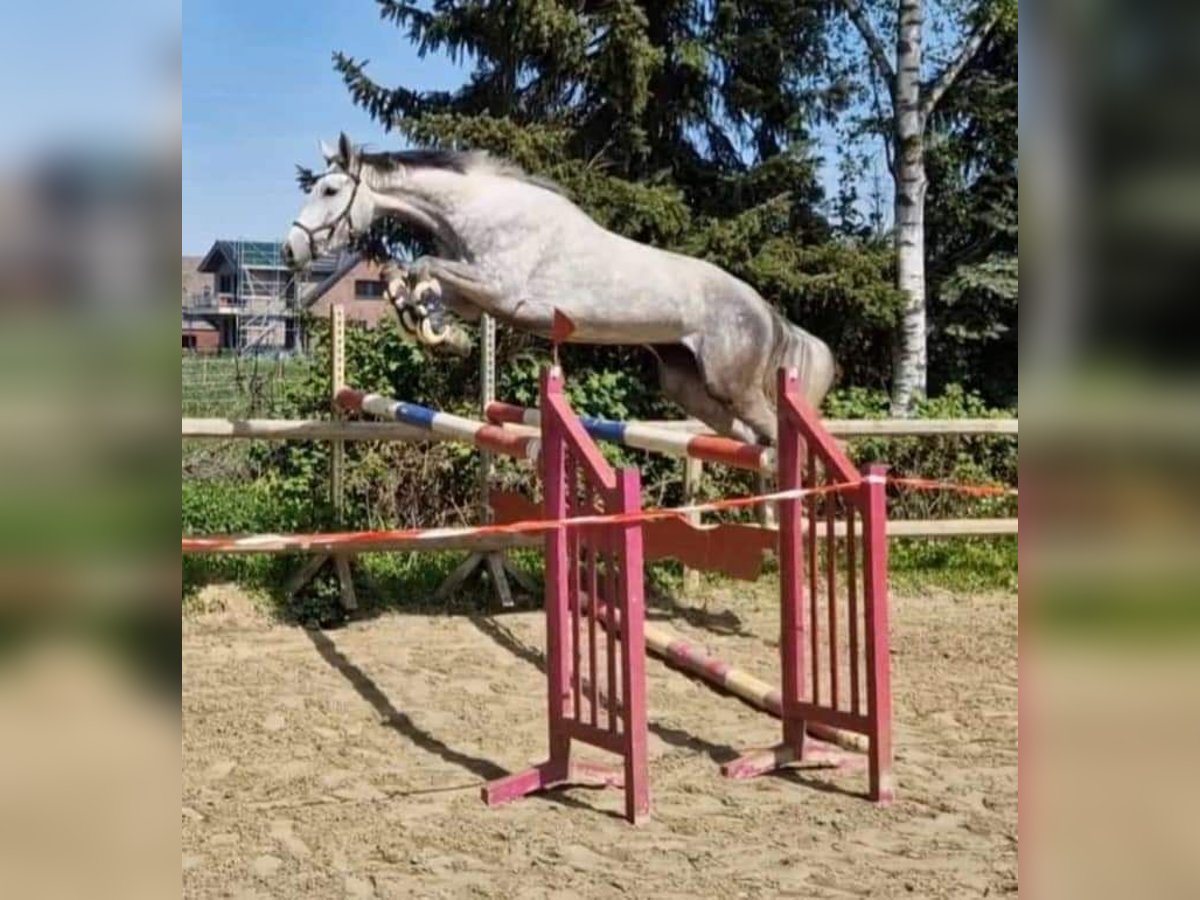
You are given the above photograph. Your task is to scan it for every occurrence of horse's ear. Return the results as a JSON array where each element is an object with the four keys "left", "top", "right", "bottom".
[
  {"left": 338, "top": 132, "right": 357, "bottom": 169},
  {"left": 320, "top": 139, "right": 338, "bottom": 165}
]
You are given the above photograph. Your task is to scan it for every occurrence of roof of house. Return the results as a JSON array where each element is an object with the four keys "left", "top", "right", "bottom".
[
  {"left": 182, "top": 255, "right": 206, "bottom": 300},
  {"left": 182, "top": 315, "right": 218, "bottom": 331},
  {"left": 198, "top": 240, "right": 288, "bottom": 272},
  {"left": 297, "top": 253, "right": 369, "bottom": 307},
  {"left": 197, "top": 239, "right": 345, "bottom": 275}
]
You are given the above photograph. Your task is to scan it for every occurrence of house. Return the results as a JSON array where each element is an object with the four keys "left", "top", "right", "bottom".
[
  {"left": 3, "top": 150, "right": 173, "bottom": 310},
  {"left": 298, "top": 256, "right": 395, "bottom": 328},
  {"left": 182, "top": 315, "right": 220, "bottom": 352},
  {"left": 181, "top": 255, "right": 206, "bottom": 306},
  {"left": 183, "top": 240, "right": 392, "bottom": 353}
]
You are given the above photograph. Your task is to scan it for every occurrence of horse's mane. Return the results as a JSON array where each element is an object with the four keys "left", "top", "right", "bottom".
[{"left": 359, "top": 148, "right": 565, "bottom": 195}]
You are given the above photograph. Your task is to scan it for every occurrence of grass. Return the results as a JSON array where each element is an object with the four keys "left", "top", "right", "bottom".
[
  {"left": 184, "top": 529, "right": 1017, "bottom": 631},
  {"left": 889, "top": 537, "right": 1018, "bottom": 594},
  {"left": 180, "top": 351, "right": 1018, "bottom": 618},
  {"left": 182, "top": 353, "right": 313, "bottom": 417}
]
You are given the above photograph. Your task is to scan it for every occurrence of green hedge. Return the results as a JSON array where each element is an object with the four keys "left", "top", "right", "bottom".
[{"left": 183, "top": 319, "right": 1017, "bottom": 616}]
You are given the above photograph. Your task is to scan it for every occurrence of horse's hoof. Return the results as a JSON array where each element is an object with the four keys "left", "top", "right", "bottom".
[
  {"left": 398, "top": 305, "right": 421, "bottom": 334},
  {"left": 418, "top": 317, "right": 448, "bottom": 345},
  {"left": 386, "top": 279, "right": 408, "bottom": 304},
  {"left": 411, "top": 279, "right": 442, "bottom": 304}
]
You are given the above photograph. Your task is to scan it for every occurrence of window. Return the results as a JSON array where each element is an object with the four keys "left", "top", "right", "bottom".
[
  {"left": 218, "top": 273, "right": 234, "bottom": 294},
  {"left": 355, "top": 279, "right": 386, "bottom": 300}
]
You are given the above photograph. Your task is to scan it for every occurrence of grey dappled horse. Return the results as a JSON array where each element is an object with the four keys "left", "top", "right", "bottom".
[{"left": 284, "top": 133, "right": 835, "bottom": 444}]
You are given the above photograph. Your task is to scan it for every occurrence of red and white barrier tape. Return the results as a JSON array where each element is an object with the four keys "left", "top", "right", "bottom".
[{"left": 183, "top": 477, "right": 1015, "bottom": 554}]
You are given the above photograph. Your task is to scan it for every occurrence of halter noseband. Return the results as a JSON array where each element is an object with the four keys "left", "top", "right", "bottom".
[{"left": 291, "top": 168, "right": 363, "bottom": 259}]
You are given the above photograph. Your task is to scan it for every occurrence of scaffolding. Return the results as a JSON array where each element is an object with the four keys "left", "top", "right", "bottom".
[{"left": 229, "top": 240, "right": 299, "bottom": 355}]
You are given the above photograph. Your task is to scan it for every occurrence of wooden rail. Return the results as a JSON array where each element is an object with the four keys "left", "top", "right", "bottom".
[
  {"left": 184, "top": 415, "right": 1017, "bottom": 441},
  {"left": 183, "top": 530, "right": 542, "bottom": 555},
  {"left": 183, "top": 417, "right": 1017, "bottom": 541},
  {"left": 183, "top": 417, "right": 430, "bottom": 442},
  {"left": 644, "top": 418, "right": 1017, "bottom": 437},
  {"left": 182, "top": 417, "right": 1017, "bottom": 441}
]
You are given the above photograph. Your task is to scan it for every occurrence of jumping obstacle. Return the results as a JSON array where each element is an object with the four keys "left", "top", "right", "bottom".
[
  {"left": 486, "top": 401, "right": 775, "bottom": 472},
  {"left": 484, "top": 368, "right": 650, "bottom": 823},
  {"left": 189, "top": 363, "right": 893, "bottom": 808},
  {"left": 331, "top": 386, "right": 856, "bottom": 748},
  {"left": 188, "top": 368, "right": 651, "bottom": 822},
  {"left": 491, "top": 377, "right": 892, "bottom": 796},
  {"left": 732, "top": 370, "right": 891, "bottom": 799}
]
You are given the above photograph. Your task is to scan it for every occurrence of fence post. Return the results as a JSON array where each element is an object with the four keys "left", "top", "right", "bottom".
[
  {"left": 330, "top": 305, "right": 346, "bottom": 523},
  {"left": 757, "top": 470, "right": 778, "bottom": 529},
  {"left": 329, "top": 305, "right": 355, "bottom": 611},
  {"left": 429, "top": 311, "right": 533, "bottom": 607},
  {"left": 682, "top": 456, "right": 703, "bottom": 594},
  {"left": 861, "top": 463, "right": 894, "bottom": 803},
  {"left": 479, "top": 313, "right": 496, "bottom": 525}
]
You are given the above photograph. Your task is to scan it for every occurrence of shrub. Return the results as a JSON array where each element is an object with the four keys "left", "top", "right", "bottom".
[{"left": 182, "top": 322, "right": 1017, "bottom": 606}]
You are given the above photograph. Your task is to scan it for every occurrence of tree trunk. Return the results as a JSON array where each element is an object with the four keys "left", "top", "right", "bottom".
[{"left": 890, "top": 0, "right": 927, "bottom": 415}]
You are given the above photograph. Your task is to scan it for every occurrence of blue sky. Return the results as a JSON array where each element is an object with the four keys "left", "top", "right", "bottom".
[
  {"left": 183, "top": 1, "right": 870, "bottom": 255},
  {"left": 183, "top": 1, "right": 468, "bottom": 254},
  {"left": 0, "top": 0, "right": 179, "bottom": 167}
]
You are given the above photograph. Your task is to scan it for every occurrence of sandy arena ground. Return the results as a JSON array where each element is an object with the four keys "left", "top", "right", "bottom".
[{"left": 183, "top": 584, "right": 1017, "bottom": 898}]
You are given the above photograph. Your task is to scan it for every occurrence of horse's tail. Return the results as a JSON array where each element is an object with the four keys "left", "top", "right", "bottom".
[{"left": 765, "top": 313, "right": 837, "bottom": 412}]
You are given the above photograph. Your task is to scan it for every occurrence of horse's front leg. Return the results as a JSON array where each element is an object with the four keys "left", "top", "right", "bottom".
[
  {"left": 383, "top": 263, "right": 473, "bottom": 355},
  {"left": 408, "top": 257, "right": 534, "bottom": 326}
]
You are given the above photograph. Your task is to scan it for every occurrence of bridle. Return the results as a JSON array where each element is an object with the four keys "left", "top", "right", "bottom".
[{"left": 291, "top": 167, "right": 364, "bottom": 260}]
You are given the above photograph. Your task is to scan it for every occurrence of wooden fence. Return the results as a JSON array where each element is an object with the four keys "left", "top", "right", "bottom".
[
  {"left": 182, "top": 415, "right": 1017, "bottom": 540},
  {"left": 183, "top": 305, "right": 1017, "bottom": 552}
]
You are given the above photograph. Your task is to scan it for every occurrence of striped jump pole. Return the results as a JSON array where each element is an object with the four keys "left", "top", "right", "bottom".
[
  {"left": 486, "top": 402, "right": 774, "bottom": 473},
  {"left": 581, "top": 595, "right": 867, "bottom": 754},
  {"left": 336, "top": 388, "right": 540, "bottom": 461},
  {"left": 641, "top": 621, "right": 867, "bottom": 753}
]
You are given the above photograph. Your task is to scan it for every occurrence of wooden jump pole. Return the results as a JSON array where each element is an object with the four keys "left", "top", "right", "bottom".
[
  {"left": 335, "top": 388, "right": 540, "bottom": 460},
  {"left": 486, "top": 402, "right": 774, "bottom": 472},
  {"left": 182, "top": 530, "right": 541, "bottom": 555},
  {"left": 640, "top": 620, "right": 868, "bottom": 753},
  {"left": 623, "top": 417, "right": 1019, "bottom": 437},
  {"left": 334, "top": 379, "right": 541, "bottom": 607},
  {"left": 182, "top": 417, "right": 430, "bottom": 442}
]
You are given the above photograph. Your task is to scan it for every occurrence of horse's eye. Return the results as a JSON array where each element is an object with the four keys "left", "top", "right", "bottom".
[{"left": 323, "top": 185, "right": 338, "bottom": 197}]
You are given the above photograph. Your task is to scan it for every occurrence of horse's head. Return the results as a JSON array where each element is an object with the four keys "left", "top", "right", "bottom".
[{"left": 283, "top": 133, "right": 373, "bottom": 269}]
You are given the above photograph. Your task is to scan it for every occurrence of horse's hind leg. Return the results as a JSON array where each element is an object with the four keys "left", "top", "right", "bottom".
[
  {"left": 653, "top": 345, "right": 758, "bottom": 444},
  {"left": 688, "top": 338, "right": 778, "bottom": 445},
  {"left": 729, "top": 388, "right": 778, "bottom": 446}
]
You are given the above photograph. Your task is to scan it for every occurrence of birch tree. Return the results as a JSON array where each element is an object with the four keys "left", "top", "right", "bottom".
[{"left": 834, "top": 0, "right": 1015, "bottom": 413}]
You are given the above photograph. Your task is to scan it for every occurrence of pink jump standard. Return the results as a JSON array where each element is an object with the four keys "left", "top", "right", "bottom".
[
  {"left": 482, "top": 367, "right": 651, "bottom": 824},
  {"left": 722, "top": 370, "right": 894, "bottom": 803}
]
